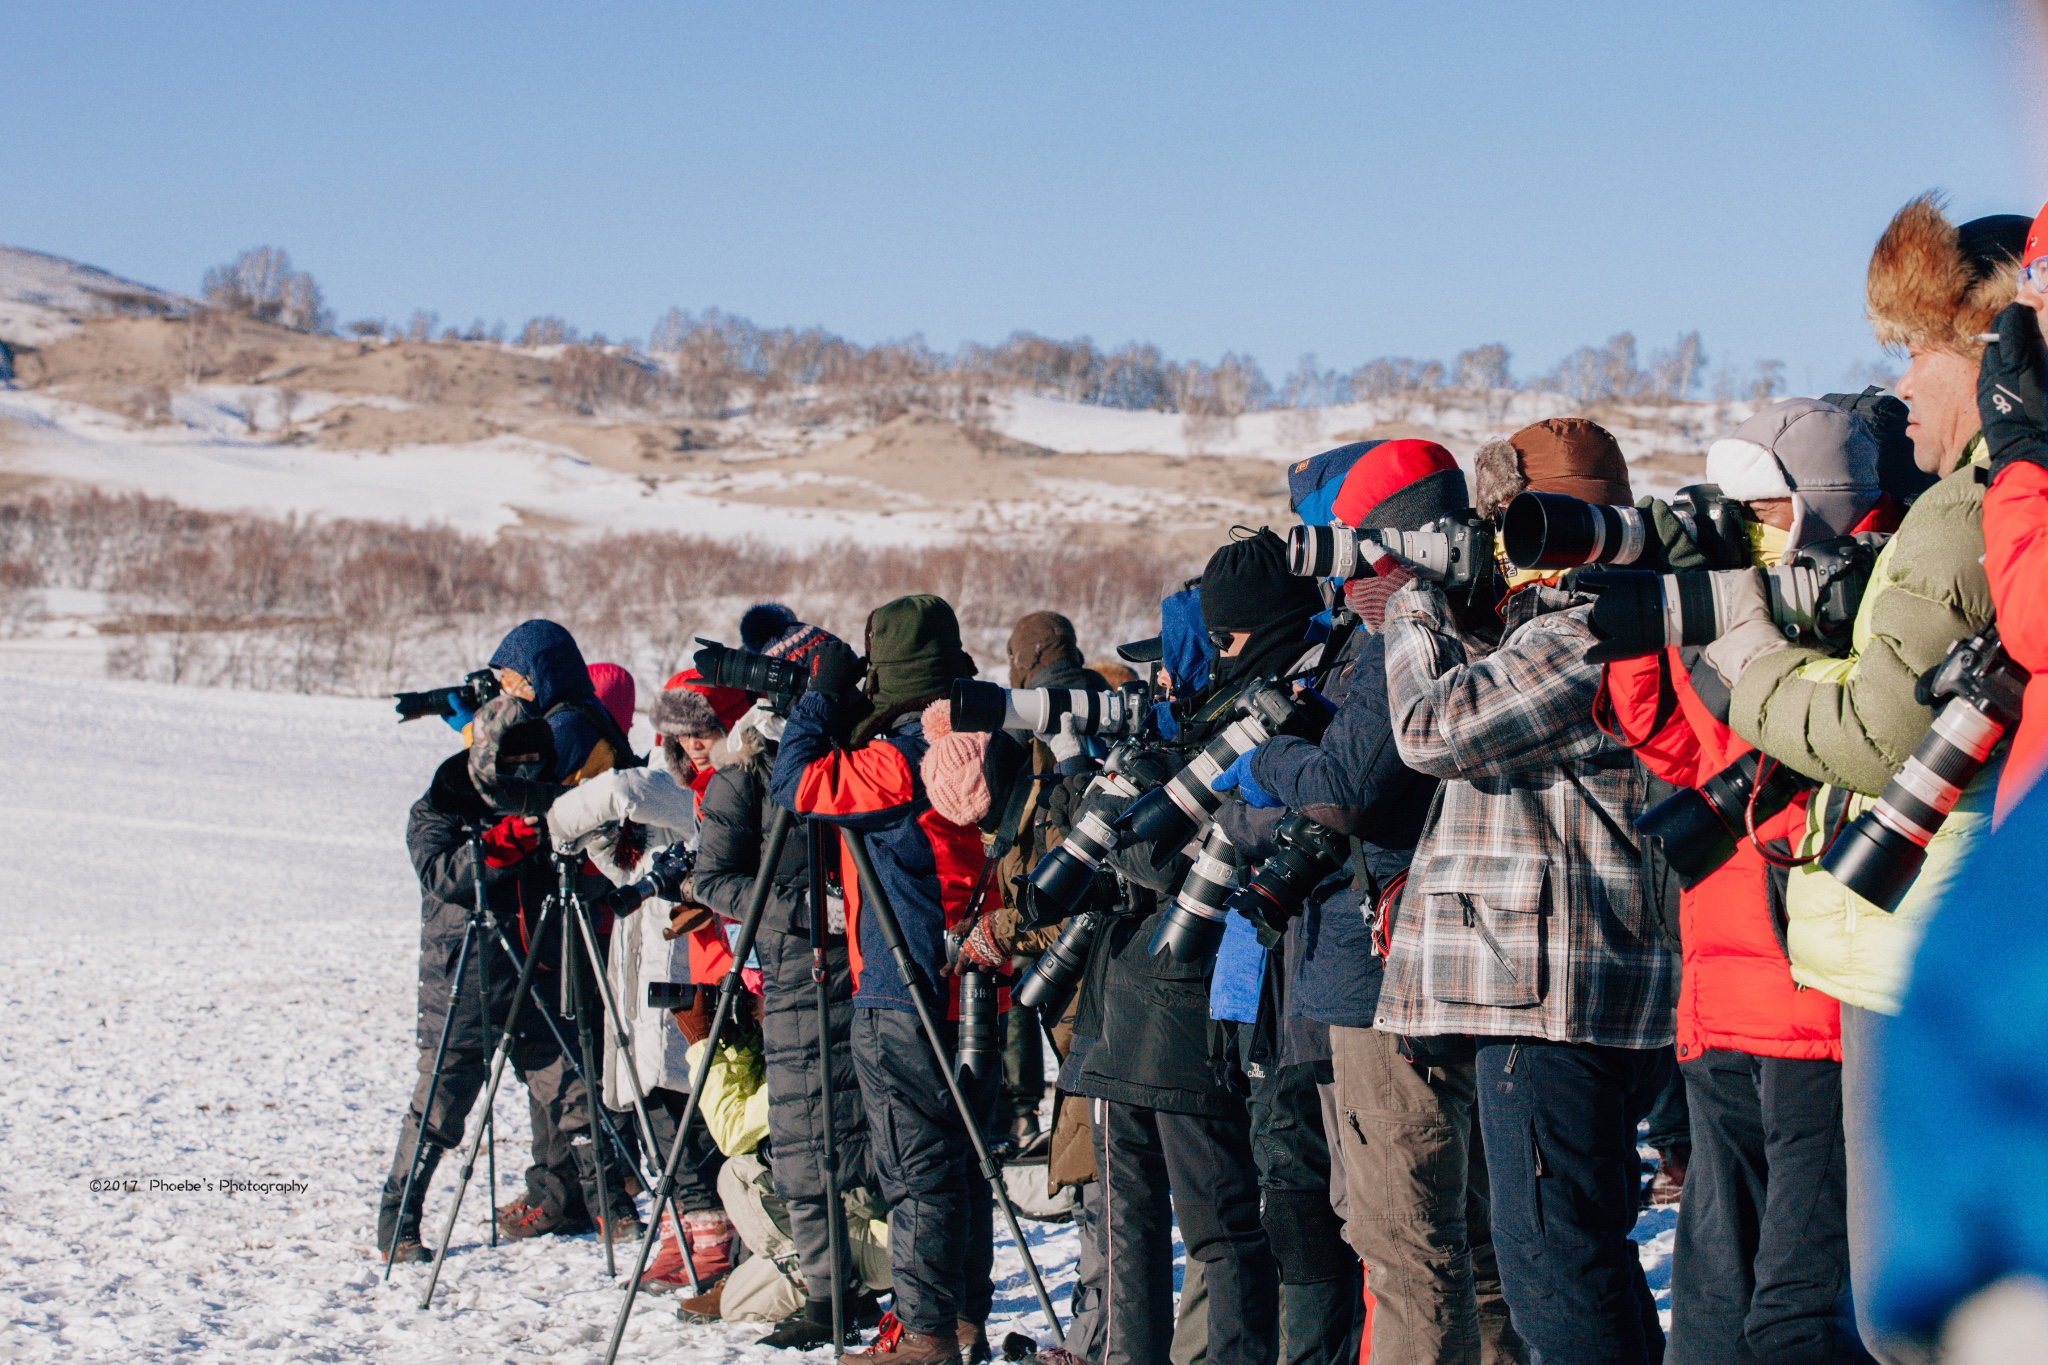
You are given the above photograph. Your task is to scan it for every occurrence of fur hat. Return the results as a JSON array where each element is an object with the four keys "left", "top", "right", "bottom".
[
  {"left": 1474, "top": 417, "right": 1632, "bottom": 520},
  {"left": 1866, "top": 193, "right": 2031, "bottom": 357}
]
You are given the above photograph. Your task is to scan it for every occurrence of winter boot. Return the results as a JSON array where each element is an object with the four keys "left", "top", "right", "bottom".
[
  {"left": 682, "top": 1209, "right": 738, "bottom": 1283},
  {"left": 636, "top": 1214, "right": 696, "bottom": 1293},
  {"left": 757, "top": 1290, "right": 887, "bottom": 1350},
  {"left": 571, "top": 1134, "right": 638, "bottom": 1240},
  {"left": 376, "top": 1122, "right": 443, "bottom": 1263},
  {"left": 677, "top": 1277, "right": 727, "bottom": 1324},
  {"left": 957, "top": 1320, "right": 992, "bottom": 1365},
  {"left": 840, "top": 1312, "right": 958, "bottom": 1365},
  {"left": 495, "top": 1194, "right": 592, "bottom": 1241},
  {"left": 1644, "top": 1143, "right": 1690, "bottom": 1207}
]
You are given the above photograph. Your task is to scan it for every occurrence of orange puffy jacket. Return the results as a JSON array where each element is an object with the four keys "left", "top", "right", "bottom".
[
  {"left": 1983, "top": 460, "right": 2048, "bottom": 823},
  {"left": 1601, "top": 650, "right": 1842, "bottom": 1061}
]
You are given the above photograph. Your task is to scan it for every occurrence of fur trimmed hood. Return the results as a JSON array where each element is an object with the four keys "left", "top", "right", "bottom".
[{"left": 1866, "top": 193, "right": 2030, "bottom": 357}]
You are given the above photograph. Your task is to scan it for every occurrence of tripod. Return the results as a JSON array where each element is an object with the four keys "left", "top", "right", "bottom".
[{"left": 809, "top": 816, "right": 848, "bottom": 1350}]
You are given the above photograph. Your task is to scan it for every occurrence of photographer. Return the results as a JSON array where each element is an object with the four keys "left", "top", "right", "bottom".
[
  {"left": 1073, "top": 531, "right": 1318, "bottom": 1365},
  {"left": 1705, "top": 198, "right": 2029, "bottom": 1364},
  {"left": 770, "top": 595, "right": 1003, "bottom": 1365},
  {"left": 695, "top": 614, "right": 887, "bottom": 1349},
  {"left": 1380, "top": 418, "right": 1674, "bottom": 1363},
  {"left": 374, "top": 624, "right": 637, "bottom": 1261},
  {"left": 1222, "top": 439, "right": 1507, "bottom": 1365},
  {"left": 1601, "top": 398, "right": 1896, "bottom": 1363}
]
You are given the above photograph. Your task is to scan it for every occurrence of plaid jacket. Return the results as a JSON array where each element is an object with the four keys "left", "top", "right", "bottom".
[{"left": 1373, "top": 580, "right": 1676, "bottom": 1048}]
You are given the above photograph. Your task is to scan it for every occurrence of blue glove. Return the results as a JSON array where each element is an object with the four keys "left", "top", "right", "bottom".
[{"left": 1211, "top": 749, "right": 1282, "bottom": 808}]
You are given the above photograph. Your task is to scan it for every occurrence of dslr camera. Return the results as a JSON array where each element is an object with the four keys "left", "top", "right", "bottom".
[
  {"left": 692, "top": 638, "right": 808, "bottom": 713},
  {"left": 1287, "top": 510, "right": 1496, "bottom": 593},
  {"left": 394, "top": 668, "right": 502, "bottom": 723},
  {"left": 600, "top": 843, "right": 698, "bottom": 915}
]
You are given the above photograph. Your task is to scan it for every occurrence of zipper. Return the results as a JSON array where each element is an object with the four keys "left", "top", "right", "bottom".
[{"left": 1462, "top": 895, "right": 1519, "bottom": 982}]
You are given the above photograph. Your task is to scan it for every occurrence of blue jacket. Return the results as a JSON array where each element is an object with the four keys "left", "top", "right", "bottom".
[
  {"left": 1245, "top": 628, "right": 1437, "bottom": 1027},
  {"left": 489, "top": 619, "right": 603, "bottom": 780},
  {"left": 769, "top": 690, "right": 986, "bottom": 1016}
]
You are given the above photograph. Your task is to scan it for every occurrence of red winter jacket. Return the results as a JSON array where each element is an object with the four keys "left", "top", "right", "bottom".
[
  {"left": 1603, "top": 650, "right": 1842, "bottom": 1062},
  {"left": 1983, "top": 460, "right": 2048, "bottom": 823}
]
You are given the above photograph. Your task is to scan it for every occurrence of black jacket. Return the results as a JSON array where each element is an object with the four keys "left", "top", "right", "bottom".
[{"left": 695, "top": 746, "right": 813, "bottom": 936}]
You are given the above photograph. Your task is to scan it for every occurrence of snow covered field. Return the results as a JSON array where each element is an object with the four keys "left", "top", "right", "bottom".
[{"left": 0, "top": 673, "right": 1671, "bottom": 1361}]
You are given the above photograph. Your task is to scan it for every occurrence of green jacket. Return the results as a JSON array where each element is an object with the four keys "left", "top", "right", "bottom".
[{"left": 1729, "top": 439, "right": 1996, "bottom": 1014}]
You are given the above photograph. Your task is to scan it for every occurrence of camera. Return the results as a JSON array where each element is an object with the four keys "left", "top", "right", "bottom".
[
  {"left": 1579, "top": 534, "right": 1887, "bottom": 664},
  {"left": 1111, "top": 680, "right": 1301, "bottom": 860},
  {"left": 1151, "top": 824, "right": 1242, "bottom": 963},
  {"left": 1500, "top": 491, "right": 1650, "bottom": 571},
  {"left": 956, "top": 968, "right": 1000, "bottom": 1081},
  {"left": 394, "top": 667, "right": 502, "bottom": 723},
  {"left": 1821, "top": 629, "right": 2026, "bottom": 911},
  {"left": 1633, "top": 751, "right": 1817, "bottom": 888},
  {"left": 1286, "top": 511, "right": 1496, "bottom": 592},
  {"left": 950, "top": 679, "right": 1143, "bottom": 737},
  {"left": 1012, "top": 909, "right": 1104, "bottom": 1019},
  {"left": 1665, "top": 483, "right": 1752, "bottom": 570},
  {"left": 692, "top": 638, "right": 808, "bottom": 708},
  {"left": 647, "top": 981, "right": 700, "bottom": 1009},
  {"left": 1224, "top": 810, "right": 1351, "bottom": 934},
  {"left": 1022, "top": 767, "right": 1145, "bottom": 926},
  {"left": 600, "top": 843, "right": 698, "bottom": 915}
]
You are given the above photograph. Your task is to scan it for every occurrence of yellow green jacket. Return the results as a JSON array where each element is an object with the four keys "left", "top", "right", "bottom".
[
  {"left": 685, "top": 1039, "right": 770, "bottom": 1156},
  {"left": 1729, "top": 442, "right": 1995, "bottom": 1014}
]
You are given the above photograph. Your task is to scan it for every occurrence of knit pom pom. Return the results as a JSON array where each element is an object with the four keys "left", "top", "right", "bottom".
[
  {"left": 921, "top": 731, "right": 992, "bottom": 826},
  {"left": 920, "top": 697, "right": 954, "bottom": 741}
]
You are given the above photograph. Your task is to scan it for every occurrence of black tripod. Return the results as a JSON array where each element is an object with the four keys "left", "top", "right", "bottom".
[{"left": 809, "top": 816, "right": 849, "bottom": 1350}]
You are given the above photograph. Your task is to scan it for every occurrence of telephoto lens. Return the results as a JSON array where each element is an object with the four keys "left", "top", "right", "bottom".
[
  {"left": 950, "top": 679, "right": 1134, "bottom": 737},
  {"left": 955, "top": 968, "right": 1000, "bottom": 1082},
  {"left": 1025, "top": 774, "right": 1142, "bottom": 923},
  {"left": 1153, "top": 824, "right": 1242, "bottom": 963},
  {"left": 1501, "top": 491, "right": 1649, "bottom": 571},
  {"left": 1113, "top": 681, "right": 1299, "bottom": 858},
  {"left": 691, "top": 638, "right": 809, "bottom": 700},
  {"left": 1633, "top": 751, "right": 1817, "bottom": 887},
  {"left": 1012, "top": 910, "right": 1103, "bottom": 1018},
  {"left": 1821, "top": 630, "right": 2026, "bottom": 911},
  {"left": 393, "top": 667, "right": 502, "bottom": 723},
  {"left": 1286, "top": 524, "right": 1371, "bottom": 579},
  {"left": 1581, "top": 570, "right": 1754, "bottom": 663},
  {"left": 1224, "top": 810, "right": 1351, "bottom": 933}
]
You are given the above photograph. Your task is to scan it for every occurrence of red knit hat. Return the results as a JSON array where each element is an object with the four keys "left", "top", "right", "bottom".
[
  {"left": 1330, "top": 439, "right": 1462, "bottom": 529},
  {"left": 659, "top": 668, "right": 753, "bottom": 735},
  {"left": 586, "top": 663, "right": 636, "bottom": 735}
]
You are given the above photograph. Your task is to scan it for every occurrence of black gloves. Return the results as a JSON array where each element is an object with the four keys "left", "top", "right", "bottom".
[
  {"left": 1979, "top": 303, "right": 2048, "bottom": 479},
  {"left": 807, "top": 638, "right": 865, "bottom": 701}
]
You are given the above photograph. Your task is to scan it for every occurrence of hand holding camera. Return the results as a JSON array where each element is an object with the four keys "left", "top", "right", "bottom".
[{"left": 807, "top": 638, "right": 865, "bottom": 701}]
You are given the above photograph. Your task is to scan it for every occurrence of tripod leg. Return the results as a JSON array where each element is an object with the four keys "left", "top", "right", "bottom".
[
  {"left": 841, "top": 829, "right": 1066, "bottom": 1346},
  {"left": 385, "top": 910, "right": 476, "bottom": 1283},
  {"left": 570, "top": 893, "right": 702, "bottom": 1297},
  {"left": 809, "top": 817, "right": 848, "bottom": 1348},
  {"left": 419, "top": 893, "right": 558, "bottom": 1309},
  {"left": 563, "top": 882, "right": 619, "bottom": 1278},
  {"left": 601, "top": 804, "right": 795, "bottom": 1365},
  {"left": 469, "top": 836, "right": 499, "bottom": 1250}
]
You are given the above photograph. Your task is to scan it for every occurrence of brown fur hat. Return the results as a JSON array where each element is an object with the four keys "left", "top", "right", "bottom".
[
  {"left": 1866, "top": 193, "right": 2031, "bottom": 358},
  {"left": 1473, "top": 417, "right": 1632, "bottom": 520}
]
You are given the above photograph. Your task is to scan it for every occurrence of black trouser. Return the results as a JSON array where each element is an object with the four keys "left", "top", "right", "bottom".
[
  {"left": 1097, "top": 1097, "right": 1279, "bottom": 1365},
  {"left": 1248, "top": 1061, "right": 1359, "bottom": 1365},
  {"left": 852, "top": 1005, "right": 995, "bottom": 1335},
  {"left": 1475, "top": 1038, "right": 1666, "bottom": 1365},
  {"left": 641, "top": 1085, "right": 726, "bottom": 1216},
  {"left": 760, "top": 926, "right": 871, "bottom": 1300},
  {"left": 1668, "top": 1051, "right": 1865, "bottom": 1365}
]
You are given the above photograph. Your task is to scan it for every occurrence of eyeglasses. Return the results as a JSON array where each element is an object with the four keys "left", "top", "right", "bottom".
[
  {"left": 2025, "top": 257, "right": 2048, "bottom": 294},
  {"left": 1207, "top": 627, "right": 1237, "bottom": 653}
]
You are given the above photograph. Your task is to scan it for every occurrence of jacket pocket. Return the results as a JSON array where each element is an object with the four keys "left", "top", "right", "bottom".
[{"left": 1419, "top": 854, "right": 1548, "bottom": 1009}]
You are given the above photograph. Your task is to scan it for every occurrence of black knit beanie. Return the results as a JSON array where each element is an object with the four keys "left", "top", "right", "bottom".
[{"left": 1199, "top": 528, "right": 1321, "bottom": 630}]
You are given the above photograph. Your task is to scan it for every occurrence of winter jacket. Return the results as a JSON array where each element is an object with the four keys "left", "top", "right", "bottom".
[
  {"left": 1981, "top": 459, "right": 2048, "bottom": 821},
  {"left": 547, "top": 766, "right": 699, "bottom": 1103},
  {"left": 1730, "top": 445, "right": 1998, "bottom": 1014},
  {"left": 770, "top": 689, "right": 987, "bottom": 1016},
  {"left": 487, "top": 619, "right": 630, "bottom": 782},
  {"left": 686, "top": 1038, "right": 771, "bottom": 1157},
  {"left": 1378, "top": 579, "right": 1676, "bottom": 1048},
  {"left": 696, "top": 746, "right": 813, "bottom": 938},
  {"left": 406, "top": 752, "right": 572, "bottom": 1054},
  {"left": 1242, "top": 627, "right": 1438, "bottom": 1028},
  {"left": 1602, "top": 648, "right": 1841, "bottom": 1062}
]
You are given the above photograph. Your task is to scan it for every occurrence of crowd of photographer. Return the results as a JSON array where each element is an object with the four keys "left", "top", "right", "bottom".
[{"left": 372, "top": 192, "right": 2048, "bottom": 1365}]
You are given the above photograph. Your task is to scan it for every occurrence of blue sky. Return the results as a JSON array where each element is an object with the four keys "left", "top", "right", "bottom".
[{"left": 3, "top": 1, "right": 2043, "bottom": 394}]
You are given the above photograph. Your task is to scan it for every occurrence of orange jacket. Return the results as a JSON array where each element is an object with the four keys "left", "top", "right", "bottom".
[
  {"left": 1602, "top": 650, "right": 1842, "bottom": 1062},
  {"left": 1983, "top": 460, "right": 2048, "bottom": 823}
]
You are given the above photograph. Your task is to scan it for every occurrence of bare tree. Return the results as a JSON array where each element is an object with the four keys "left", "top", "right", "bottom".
[
  {"left": 1647, "top": 332, "right": 1707, "bottom": 401},
  {"left": 201, "top": 247, "right": 333, "bottom": 333},
  {"left": 405, "top": 311, "right": 439, "bottom": 342},
  {"left": 1455, "top": 344, "right": 1512, "bottom": 392},
  {"left": 1750, "top": 360, "right": 1786, "bottom": 403}
]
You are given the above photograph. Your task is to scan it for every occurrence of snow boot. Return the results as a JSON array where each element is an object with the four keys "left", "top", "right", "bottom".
[
  {"left": 957, "top": 1320, "right": 992, "bottom": 1365},
  {"left": 841, "top": 1312, "right": 958, "bottom": 1365},
  {"left": 677, "top": 1277, "right": 728, "bottom": 1324},
  {"left": 682, "top": 1209, "right": 737, "bottom": 1282},
  {"left": 1644, "top": 1143, "right": 1690, "bottom": 1207},
  {"left": 636, "top": 1214, "right": 695, "bottom": 1293},
  {"left": 495, "top": 1194, "right": 593, "bottom": 1241},
  {"left": 376, "top": 1125, "right": 443, "bottom": 1262},
  {"left": 757, "top": 1290, "right": 887, "bottom": 1350}
]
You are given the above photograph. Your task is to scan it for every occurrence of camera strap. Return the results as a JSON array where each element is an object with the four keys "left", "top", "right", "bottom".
[{"left": 963, "top": 759, "right": 1038, "bottom": 925}]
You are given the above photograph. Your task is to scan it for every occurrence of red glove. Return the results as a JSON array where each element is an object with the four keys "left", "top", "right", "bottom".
[
  {"left": 1343, "top": 552, "right": 1417, "bottom": 632},
  {"left": 480, "top": 816, "right": 540, "bottom": 868}
]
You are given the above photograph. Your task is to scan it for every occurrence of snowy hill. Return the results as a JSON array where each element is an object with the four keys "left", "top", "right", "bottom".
[
  {"left": 0, "top": 672, "right": 1677, "bottom": 1361},
  {"left": 0, "top": 243, "right": 190, "bottom": 349}
]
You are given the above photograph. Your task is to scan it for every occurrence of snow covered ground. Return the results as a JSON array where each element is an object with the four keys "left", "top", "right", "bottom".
[{"left": 0, "top": 672, "right": 1673, "bottom": 1361}]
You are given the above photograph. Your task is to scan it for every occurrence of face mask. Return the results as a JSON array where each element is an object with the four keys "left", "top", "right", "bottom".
[{"left": 1744, "top": 517, "right": 1790, "bottom": 568}]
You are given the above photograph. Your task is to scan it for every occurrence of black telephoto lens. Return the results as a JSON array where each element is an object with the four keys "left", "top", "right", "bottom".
[
  {"left": 1502, "top": 491, "right": 1648, "bottom": 570},
  {"left": 1153, "top": 825, "right": 1240, "bottom": 963},
  {"left": 951, "top": 679, "right": 1011, "bottom": 733},
  {"left": 956, "top": 968, "right": 999, "bottom": 1081},
  {"left": 1633, "top": 751, "right": 1815, "bottom": 888},
  {"left": 1225, "top": 811, "right": 1348, "bottom": 931},
  {"left": 1027, "top": 803, "right": 1126, "bottom": 921},
  {"left": 1013, "top": 910, "right": 1103, "bottom": 1017}
]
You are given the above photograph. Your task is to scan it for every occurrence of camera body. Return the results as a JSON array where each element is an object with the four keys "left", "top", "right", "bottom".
[
  {"left": 602, "top": 843, "right": 699, "bottom": 915},
  {"left": 692, "top": 638, "right": 808, "bottom": 714},
  {"left": 1665, "top": 483, "right": 1751, "bottom": 570},
  {"left": 1634, "top": 751, "right": 1817, "bottom": 888},
  {"left": 1224, "top": 809, "right": 1352, "bottom": 935},
  {"left": 1110, "top": 678, "right": 1302, "bottom": 861},
  {"left": 1287, "top": 510, "right": 1496, "bottom": 594},
  {"left": 394, "top": 667, "right": 502, "bottom": 723}
]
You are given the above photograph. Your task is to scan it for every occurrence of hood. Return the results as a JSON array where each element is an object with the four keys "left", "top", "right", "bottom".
[
  {"left": 1159, "top": 586, "right": 1210, "bottom": 694},
  {"left": 853, "top": 594, "right": 977, "bottom": 746},
  {"left": 1707, "top": 396, "right": 1884, "bottom": 548},
  {"left": 489, "top": 619, "right": 593, "bottom": 711}
]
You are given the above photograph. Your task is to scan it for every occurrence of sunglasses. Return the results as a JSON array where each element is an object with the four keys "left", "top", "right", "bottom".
[
  {"left": 2027, "top": 257, "right": 2048, "bottom": 294},
  {"left": 1207, "top": 627, "right": 1237, "bottom": 652}
]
